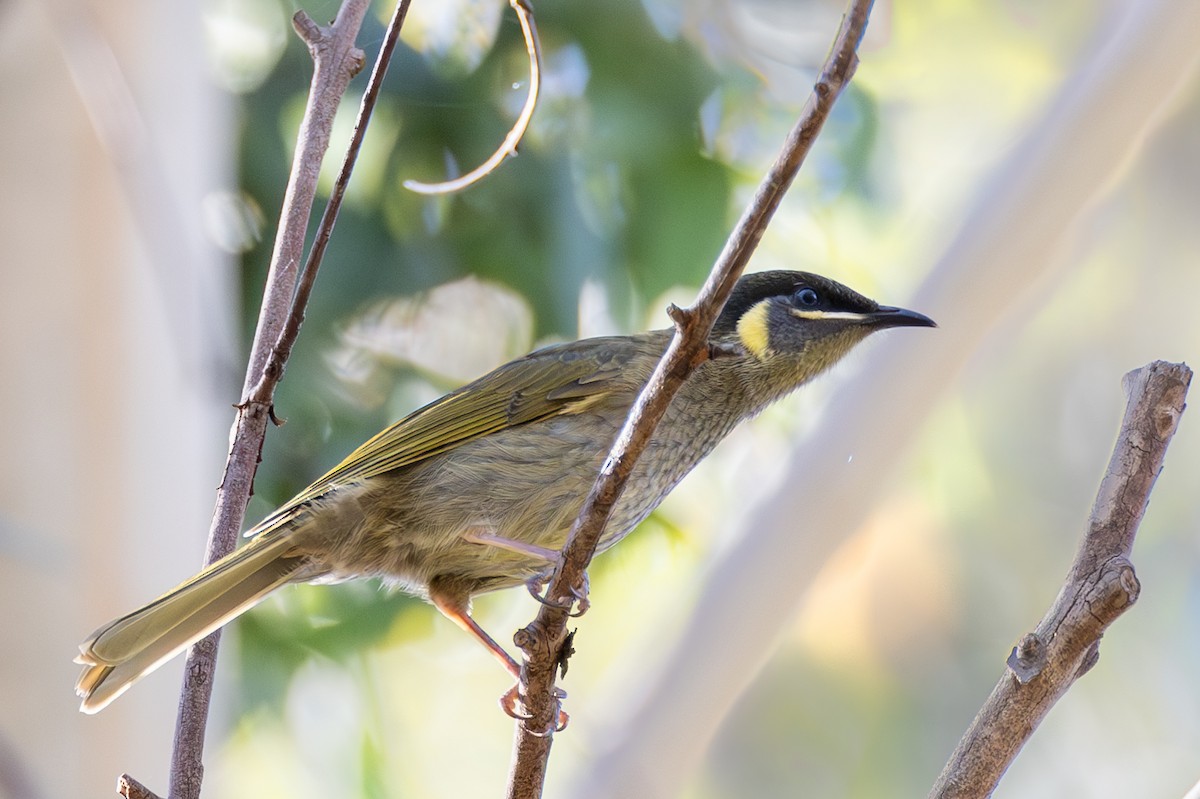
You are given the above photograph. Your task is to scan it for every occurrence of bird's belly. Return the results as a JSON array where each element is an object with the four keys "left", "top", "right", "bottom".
[
  {"left": 299, "top": 401, "right": 740, "bottom": 597},
  {"left": 302, "top": 416, "right": 611, "bottom": 593}
]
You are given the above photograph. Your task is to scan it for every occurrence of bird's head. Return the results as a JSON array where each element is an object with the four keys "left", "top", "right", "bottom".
[{"left": 713, "top": 270, "right": 935, "bottom": 386}]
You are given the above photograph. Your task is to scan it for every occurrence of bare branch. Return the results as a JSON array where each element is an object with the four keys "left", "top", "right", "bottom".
[
  {"left": 160, "top": 2, "right": 372, "bottom": 798},
  {"left": 929, "top": 360, "right": 1192, "bottom": 799},
  {"left": 117, "top": 773, "right": 161, "bottom": 799},
  {"left": 403, "top": 0, "right": 541, "bottom": 194},
  {"left": 503, "top": 1, "right": 876, "bottom": 796},
  {"left": 251, "top": 0, "right": 415, "bottom": 404}
]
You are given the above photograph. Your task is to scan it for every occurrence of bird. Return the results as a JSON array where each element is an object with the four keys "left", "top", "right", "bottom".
[{"left": 75, "top": 270, "right": 934, "bottom": 714}]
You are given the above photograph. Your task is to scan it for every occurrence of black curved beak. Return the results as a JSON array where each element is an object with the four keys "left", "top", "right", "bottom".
[{"left": 868, "top": 305, "right": 937, "bottom": 330}]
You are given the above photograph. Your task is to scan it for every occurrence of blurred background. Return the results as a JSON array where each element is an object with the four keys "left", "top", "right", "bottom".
[{"left": 2, "top": 0, "right": 1198, "bottom": 796}]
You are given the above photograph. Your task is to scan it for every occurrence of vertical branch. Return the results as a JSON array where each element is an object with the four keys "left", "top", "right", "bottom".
[
  {"left": 929, "top": 361, "right": 1191, "bottom": 798},
  {"left": 504, "top": 1, "right": 876, "bottom": 796},
  {"left": 159, "top": 3, "right": 370, "bottom": 798},
  {"left": 158, "top": 0, "right": 416, "bottom": 792}
]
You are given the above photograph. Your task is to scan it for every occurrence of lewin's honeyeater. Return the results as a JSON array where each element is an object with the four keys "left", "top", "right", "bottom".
[{"left": 75, "top": 270, "right": 934, "bottom": 713}]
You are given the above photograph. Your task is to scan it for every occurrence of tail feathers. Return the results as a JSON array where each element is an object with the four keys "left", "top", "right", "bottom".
[{"left": 75, "top": 533, "right": 306, "bottom": 714}]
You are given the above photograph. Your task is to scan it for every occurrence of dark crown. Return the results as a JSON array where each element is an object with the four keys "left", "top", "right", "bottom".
[{"left": 713, "top": 270, "right": 880, "bottom": 335}]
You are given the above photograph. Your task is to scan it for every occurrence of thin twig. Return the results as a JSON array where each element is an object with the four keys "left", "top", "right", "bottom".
[
  {"left": 403, "top": 0, "right": 541, "bottom": 194},
  {"left": 160, "top": 3, "right": 371, "bottom": 799},
  {"left": 252, "top": 0, "right": 414, "bottom": 401},
  {"left": 503, "top": 1, "right": 876, "bottom": 796},
  {"left": 929, "top": 360, "right": 1192, "bottom": 798}
]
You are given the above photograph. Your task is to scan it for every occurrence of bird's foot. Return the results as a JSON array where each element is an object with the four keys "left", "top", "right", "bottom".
[
  {"left": 525, "top": 570, "right": 589, "bottom": 616},
  {"left": 500, "top": 684, "right": 569, "bottom": 735}
]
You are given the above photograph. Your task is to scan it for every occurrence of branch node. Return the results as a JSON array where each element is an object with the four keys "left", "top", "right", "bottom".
[
  {"left": 513, "top": 624, "right": 538, "bottom": 655},
  {"left": 1153, "top": 405, "right": 1181, "bottom": 439},
  {"left": 666, "top": 303, "right": 692, "bottom": 329},
  {"left": 1084, "top": 557, "right": 1140, "bottom": 625},
  {"left": 1118, "top": 562, "right": 1140, "bottom": 604},
  {"left": 1075, "top": 641, "right": 1102, "bottom": 679},
  {"left": 118, "top": 774, "right": 163, "bottom": 799},
  {"left": 1006, "top": 633, "right": 1046, "bottom": 684},
  {"left": 292, "top": 11, "right": 323, "bottom": 46}
]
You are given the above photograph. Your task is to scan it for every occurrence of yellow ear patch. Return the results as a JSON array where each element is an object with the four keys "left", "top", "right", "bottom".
[{"left": 736, "top": 300, "right": 773, "bottom": 359}]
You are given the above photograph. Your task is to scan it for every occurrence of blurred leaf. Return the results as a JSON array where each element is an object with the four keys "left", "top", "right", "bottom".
[
  {"left": 202, "top": 0, "right": 290, "bottom": 94},
  {"left": 399, "top": 0, "right": 504, "bottom": 78},
  {"left": 237, "top": 584, "right": 418, "bottom": 710},
  {"left": 360, "top": 728, "right": 387, "bottom": 799},
  {"left": 328, "top": 276, "right": 534, "bottom": 404}
]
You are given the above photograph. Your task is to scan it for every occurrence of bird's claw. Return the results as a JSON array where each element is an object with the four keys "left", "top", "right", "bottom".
[
  {"left": 570, "top": 573, "right": 590, "bottom": 615},
  {"left": 525, "top": 571, "right": 590, "bottom": 617},
  {"left": 499, "top": 684, "right": 569, "bottom": 734},
  {"left": 499, "top": 684, "right": 531, "bottom": 720}
]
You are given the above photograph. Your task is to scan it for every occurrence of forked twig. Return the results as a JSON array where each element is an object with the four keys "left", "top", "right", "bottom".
[
  {"left": 159, "top": 6, "right": 372, "bottom": 798},
  {"left": 114, "top": 0, "right": 416, "bottom": 796},
  {"left": 253, "top": 0, "right": 415, "bottom": 402}
]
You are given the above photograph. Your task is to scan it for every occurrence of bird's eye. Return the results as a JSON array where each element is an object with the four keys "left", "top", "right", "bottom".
[{"left": 795, "top": 287, "right": 819, "bottom": 306}]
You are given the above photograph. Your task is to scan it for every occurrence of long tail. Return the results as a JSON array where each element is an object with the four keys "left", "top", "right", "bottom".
[{"left": 75, "top": 530, "right": 307, "bottom": 714}]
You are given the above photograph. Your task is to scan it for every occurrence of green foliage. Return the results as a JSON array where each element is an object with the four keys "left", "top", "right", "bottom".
[{"left": 236, "top": 584, "right": 418, "bottom": 709}]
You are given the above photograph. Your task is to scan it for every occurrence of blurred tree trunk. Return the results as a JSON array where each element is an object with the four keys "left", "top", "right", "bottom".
[{"left": 0, "top": 0, "right": 232, "bottom": 795}]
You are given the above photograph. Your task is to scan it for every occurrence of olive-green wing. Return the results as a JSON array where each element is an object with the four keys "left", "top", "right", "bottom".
[{"left": 251, "top": 334, "right": 657, "bottom": 534}]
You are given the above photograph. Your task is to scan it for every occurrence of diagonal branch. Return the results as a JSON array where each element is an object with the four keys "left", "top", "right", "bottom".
[
  {"left": 251, "top": 0, "right": 415, "bottom": 404},
  {"left": 162, "top": 6, "right": 370, "bottom": 797},
  {"left": 503, "top": 1, "right": 876, "bottom": 796},
  {"left": 929, "top": 360, "right": 1192, "bottom": 798}
]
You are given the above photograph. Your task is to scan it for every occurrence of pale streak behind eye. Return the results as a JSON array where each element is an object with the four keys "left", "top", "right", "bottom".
[{"left": 788, "top": 309, "right": 871, "bottom": 322}]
